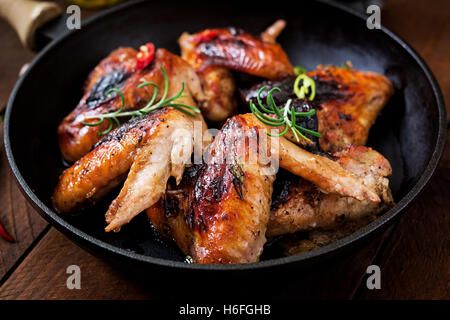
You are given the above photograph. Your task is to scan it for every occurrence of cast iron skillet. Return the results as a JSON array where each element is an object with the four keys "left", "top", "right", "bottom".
[{"left": 3, "top": 0, "right": 446, "bottom": 272}]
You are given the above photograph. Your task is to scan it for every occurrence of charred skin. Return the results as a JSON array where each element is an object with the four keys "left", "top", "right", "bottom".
[
  {"left": 268, "top": 145, "right": 393, "bottom": 237},
  {"left": 148, "top": 117, "right": 276, "bottom": 264},
  {"left": 58, "top": 48, "right": 204, "bottom": 163},
  {"left": 179, "top": 22, "right": 294, "bottom": 122},
  {"left": 310, "top": 65, "right": 394, "bottom": 152},
  {"left": 188, "top": 118, "right": 276, "bottom": 264},
  {"left": 241, "top": 65, "right": 394, "bottom": 152},
  {"left": 149, "top": 144, "right": 393, "bottom": 260},
  {"left": 145, "top": 115, "right": 387, "bottom": 263},
  {"left": 179, "top": 27, "right": 294, "bottom": 79},
  {"left": 53, "top": 108, "right": 171, "bottom": 213},
  {"left": 241, "top": 83, "right": 322, "bottom": 154},
  {"left": 103, "top": 107, "right": 197, "bottom": 232},
  {"left": 240, "top": 113, "right": 381, "bottom": 202},
  {"left": 53, "top": 104, "right": 208, "bottom": 215}
]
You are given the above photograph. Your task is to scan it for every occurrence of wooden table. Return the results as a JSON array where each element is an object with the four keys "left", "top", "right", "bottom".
[{"left": 0, "top": 0, "right": 448, "bottom": 300}]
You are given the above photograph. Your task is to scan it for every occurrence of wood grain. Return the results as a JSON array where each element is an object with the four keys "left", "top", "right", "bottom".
[
  {"left": 0, "top": 228, "right": 152, "bottom": 300},
  {"left": 350, "top": 0, "right": 450, "bottom": 299},
  {"left": 0, "top": 0, "right": 100, "bottom": 282},
  {"left": 382, "top": 0, "right": 450, "bottom": 119},
  {"left": 0, "top": 122, "right": 48, "bottom": 280},
  {"left": 357, "top": 130, "right": 450, "bottom": 300},
  {"left": 0, "top": 0, "right": 448, "bottom": 300},
  {"left": 0, "top": 227, "right": 392, "bottom": 300}
]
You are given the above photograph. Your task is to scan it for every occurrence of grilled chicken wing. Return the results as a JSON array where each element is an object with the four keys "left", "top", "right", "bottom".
[
  {"left": 179, "top": 23, "right": 294, "bottom": 79},
  {"left": 58, "top": 48, "right": 205, "bottom": 163},
  {"left": 54, "top": 108, "right": 169, "bottom": 213},
  {"left": 53, "top": 53, "right": 212, "bottom": 222},
  {"left": 189, "top": 66, "right": 236, "bottom": 123},
  {"left": 241, "top": 114, "right": 380, "bottom": 202},
  {"left": 179, "top": 20, "right": 294, "bottom": 121},
  {"left": 148, "top": 115, "right": 277, "bottom": 263},
  {"left": 310, "top": 65, "right": 394, "bottom": 152},
  {"left": 241, "top": 65, "right": 393, "bottom": 152},
  {"left": 145, "top": 113, "right": 384, "bottom": 263},
  {"left": 240, "top": 67, "right": 394, "bottom": 243},
  {"left": 268, "top": 145, "right": 393, "bottom": 237}
]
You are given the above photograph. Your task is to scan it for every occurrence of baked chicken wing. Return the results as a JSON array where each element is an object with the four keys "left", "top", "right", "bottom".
[
  {"left": 58, "top": 48, "right": 207, "bottom": 163},
  {"left": 53, "top": 53, "right": 211, "bottom": 232},
  {"left": 148, "top": 115, "right": 277, "bottom": 263},
  {"left": 145, "top": 113, "right": 384, "bottom": 263},
  {"left": 268, "top": 145, "right": 393, "bottom": 237},
  {"left": 179, "top": 20, "right": 295, "bottom": 121},
  {"left": 53, "top": 107, "right": 204, "bottom": 215},
  {"left": 241, "top": 65, "right": 394, "bottom": 152}
]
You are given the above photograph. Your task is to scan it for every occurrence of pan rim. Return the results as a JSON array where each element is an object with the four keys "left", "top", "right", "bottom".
[{"left": 3, "top": 0, "right": 447, "bottom": 271}]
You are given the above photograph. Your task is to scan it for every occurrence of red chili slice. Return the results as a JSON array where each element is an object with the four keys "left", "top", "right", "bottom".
[
  {"left": 192, "top": 30, "right": 219, "bottom": 43},
  {"left": 0, "top": 220, "right": 15, "bottom": 243},
  {"left": 136, "top": 43, "right": 155, "bottom": 71}
]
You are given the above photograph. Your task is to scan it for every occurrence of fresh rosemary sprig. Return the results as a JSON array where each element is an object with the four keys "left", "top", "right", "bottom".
[
  {"left": 249, "top": 84, "right": 321, "bottom": 142},
  {"left": 82, "top": 66, "right": 201, "bottom": 135}
]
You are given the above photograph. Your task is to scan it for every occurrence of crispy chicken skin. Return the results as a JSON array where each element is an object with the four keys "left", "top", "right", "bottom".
[
  {"left": 103, "top": 110, "right": 196, "bottom": 232},
  {"left": 145, "top": 114, "right": 385, "bottom": 263},
  {"left": 54, "top": 104, "right": 210, "bottom": 218},
  {"left": 58, "top": 48, "right": 205, "bottom": 163},
  {"left": 309, "top": 65, "right": 394, "bottom": 152},
  {"left": 192, "top": 66, "right": 236, "bottom": 123},
  {"left": 241, "top": 114, "right": 380, "bottom": 202},
  {"left": 53, "top": 108, "right": 171, "bottom": 213},
  {"left": 53, "top": 22, "right": 395, "bottom": 263},
  {"left": 241, "top": 65, "right": 394, "bottom": 152},
  {"left": 59, "top": 22, "right": 294, "bottom": 159},
  {"left": 179, "top": 20, "right": 294, "bottom": 121},
  {"left": 179, "top": 25, "right": 294, "bottom": 79},
  {"left": 268, "top": 145, "right": 393, "bottom": 237},
  {"left": 149, "top": 116, "right": 276, "bottom": 264},
  {"left": 53, "top": 53, "right": 211, "bottom": 216}
]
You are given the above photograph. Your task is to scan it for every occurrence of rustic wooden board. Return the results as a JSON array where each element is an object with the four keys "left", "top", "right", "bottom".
[
  {"left": 0, "top": 126, "right": 48, "bottom": 280},
  {"left": 382, "top": 0, "right": 450, "bottom": 120},
  {"left": 0, "top": 14, "right": 46, "bottom": 282},
  {"left": 0, "top": 0, "right": 448, "bottom": 300},
  {"left": 0, "top": 227, "right": 392, "bottom": 300},
  {"left": 351, "top": 0, "right": 450, "bottom": 299},
  {"left": 357, "top": 130, "right": 450, "bottom": 300},
  {"left": 0, "top": 0, "right": 101, "bottom": 283},
  {"left": 0, "top": 228, "right": 152, "bottom": 300}
]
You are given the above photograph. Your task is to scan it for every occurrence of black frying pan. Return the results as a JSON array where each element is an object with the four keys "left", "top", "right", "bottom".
[{"left": 3, "top": 0, "right": 446, "bottom": 273}]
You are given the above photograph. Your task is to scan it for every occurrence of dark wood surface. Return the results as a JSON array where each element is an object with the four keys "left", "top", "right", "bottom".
[{"left": 0, "top": 0, "right": 448, "bottom": 300}]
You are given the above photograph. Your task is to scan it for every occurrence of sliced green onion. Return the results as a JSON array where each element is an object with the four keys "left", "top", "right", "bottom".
[{"left": 294, "top": 74, "right": 316, "bottom": 101}]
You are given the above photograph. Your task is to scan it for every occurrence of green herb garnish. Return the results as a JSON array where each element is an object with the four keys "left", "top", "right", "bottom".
[
  {"left": 294, "top": 74, "right": 316, "bottom": 101},
  {"left": 341, "top": 61, "right": 353, "bottom": 69},
  {"left": 294, "top": 65, "right": 307, "bottom": 75},
  {"left": 249, "top": 85, "right": 321, "bottom": 142},
  {"left": 82, "top": 66, "right": 201, "bottom": 136}
]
